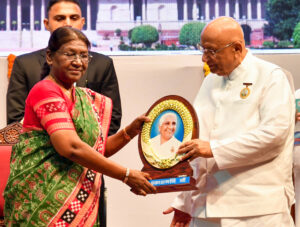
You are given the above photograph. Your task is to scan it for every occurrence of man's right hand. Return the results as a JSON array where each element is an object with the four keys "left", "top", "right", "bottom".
[{"left": 163, "top": 207, "right": 191, "bottom": 227}]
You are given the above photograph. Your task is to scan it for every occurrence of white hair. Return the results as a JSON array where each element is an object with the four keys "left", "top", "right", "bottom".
[{"left": 159, "top": 112, "right": 177, "bottom": 126}]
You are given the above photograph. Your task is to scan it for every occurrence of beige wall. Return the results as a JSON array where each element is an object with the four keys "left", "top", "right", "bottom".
[
  {"left": 0, "top": 57, "right": 8, "bottom": 128},
  {"left": 107, "top": 55, "right": 203, "bottom": 227},
  {"left": 255, "top": 53, "right": 300, "bottom": 89},
  {"left": 0, "top": 53, "right": 300, "bottom": 226}
]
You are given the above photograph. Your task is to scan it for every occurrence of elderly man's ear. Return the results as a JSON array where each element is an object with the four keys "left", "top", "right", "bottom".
[{"left": 233, "top": 42, "right": 243, "bottom": 53}]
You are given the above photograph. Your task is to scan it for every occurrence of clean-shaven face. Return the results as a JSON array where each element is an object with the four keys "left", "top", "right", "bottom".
[
  {"left": 44, "top": 1, "right": 85, "bottom": 33},
  {"left": 159, "top": 115, "right": 177, "bottom": 141}
]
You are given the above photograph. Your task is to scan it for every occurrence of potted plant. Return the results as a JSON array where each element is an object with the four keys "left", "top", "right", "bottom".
[
  {"left": 34, "top": 20, "right": 40, "bottom": 30},
  {"left": 12, "top": 20, "right": 17, "bottom": 30}
]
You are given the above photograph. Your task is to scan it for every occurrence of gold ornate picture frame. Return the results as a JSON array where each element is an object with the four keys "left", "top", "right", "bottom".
[
  {"left": 138, "top": 95, "right": 199, "bottom": 193},
  {"left": 141, "top": 99, "right": 194, "bottom": 169}
]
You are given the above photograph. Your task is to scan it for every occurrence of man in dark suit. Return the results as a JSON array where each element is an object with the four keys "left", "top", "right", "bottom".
[
  {"left": 6, "top": 1, "right": 121, "bottom": 226},
  {"left": 6, "top": 0, "right": 122, "bottom": 137}
]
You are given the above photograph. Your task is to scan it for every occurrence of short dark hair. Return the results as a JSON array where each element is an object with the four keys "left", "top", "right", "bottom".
[
  {"left": 47, "top": 0, "right": 81, "bottom": 16},
  {"left": 41, "top": 26, "right": 90, "bottom": 79}
]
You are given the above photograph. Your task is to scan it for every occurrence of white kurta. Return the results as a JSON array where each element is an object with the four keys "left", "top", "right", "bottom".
[
  {"left": 172, "top": 51, "right": 295, "bottom": 218},
  {"left": 294, "top": 89, "right": 300, "bottom": 227},
  {"left": 150, "top": 135, "right": 181, "bottom": 159}
]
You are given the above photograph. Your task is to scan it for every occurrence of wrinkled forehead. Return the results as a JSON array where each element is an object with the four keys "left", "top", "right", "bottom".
[
  {"left": 58, "top": 39, "right": 88, "bottom": 52},
  {"left": 201, "top": 18, "right": 243, "bottom": 46},
  {"left": 201, "top": 27, "right": 229, "bottom": 47},
  {"left": 160, "top": 114, "right": 177, "bottom": 126},
  {"left": 164, "top": 115, "right": 176, "bottom": 122}
]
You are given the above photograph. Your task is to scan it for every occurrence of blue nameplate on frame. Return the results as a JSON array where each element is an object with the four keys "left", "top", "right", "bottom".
[{"left": 150, "top": 176, "right": 190, "bottom": 187}]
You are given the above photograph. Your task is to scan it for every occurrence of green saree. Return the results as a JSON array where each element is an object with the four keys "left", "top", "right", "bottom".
[{"left": 4, "top": 87, "right": 112, "bottom": 227}]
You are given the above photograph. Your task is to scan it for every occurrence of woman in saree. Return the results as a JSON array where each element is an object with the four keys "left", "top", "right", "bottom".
[{"left": 4, "top": 26, "right": 156, "bottom": 226}]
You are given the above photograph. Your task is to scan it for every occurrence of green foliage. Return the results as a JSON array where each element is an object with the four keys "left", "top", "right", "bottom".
[
  {"left": 11, "top": 20, "right": 17, "bottom": 30},
  {"left": 115, "top": 28, "right": 121, "bottom": 36},
  {"left": 118, "top": 43, "right": 181, "bottom": 51},
  {"left": 179, "top": 22, "right": 206, "bottom": 47},
  {"left": 155, "top": 43, "right": 180, "bottom": 50},
  {"left": 128, "top": 28, "right": 133, "bottom": 40},
  {"left": 263, "top": 40, "right": 293, "bottom": 49},
  {"left": 169, "top": 44, "right": 178, "bottom": 50},
  {"left": 118, "top": 44, "right": 149, "bottom": 51},
  {"left": 264, "top": 0, "right": 300, "bottom": 40},
  {"left": 155, "top": 43, "right": 169, "bottom": 50},
  {"left": 118, "top": 44, "right": 131, "bottom": 51},
  {"left": 277, "top": 40, "right": 293, "bottom": 48},
  {"left": 262, "top": 41, "right": 275, "bottom": 48},
  {"left": 131, "top": 25, "right": 159, "bottom": 47},
  {"left": 293, "top": 22, "right": 300, "bottom": 48}
]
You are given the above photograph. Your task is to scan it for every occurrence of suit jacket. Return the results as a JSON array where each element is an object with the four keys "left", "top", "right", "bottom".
[{"left": 6, "top": 49, "right": 122, "bottom": 136}]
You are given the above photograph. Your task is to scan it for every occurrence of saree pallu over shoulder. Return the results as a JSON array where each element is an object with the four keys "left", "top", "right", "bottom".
[{"left": 4, "top": 88, "right": 112, "bottom": 227}]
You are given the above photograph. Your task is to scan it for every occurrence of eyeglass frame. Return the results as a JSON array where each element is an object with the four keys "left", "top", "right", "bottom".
[
  {"left": 56, "top": 51, "right": 93, "bottom": 63},
  {"left": 197, "top": 42, "right": 235, "bottom": 57}
]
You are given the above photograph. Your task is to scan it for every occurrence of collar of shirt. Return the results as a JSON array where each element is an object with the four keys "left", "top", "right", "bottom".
[{"left": 225, "top": 49, "right": 252, "bottom": 82}]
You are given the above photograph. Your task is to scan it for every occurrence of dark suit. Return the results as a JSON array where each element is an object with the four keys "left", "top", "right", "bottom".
[
  {"left": 6, "top": 49, "right": 122, "bottom": 227},
  {"left": 6, "top": 49, "right": 122, "bottom": 136}
]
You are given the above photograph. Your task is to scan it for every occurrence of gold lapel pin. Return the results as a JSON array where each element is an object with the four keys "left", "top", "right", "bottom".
[{"left": 240, "top": 83, "right": 252, "bottom": 99}]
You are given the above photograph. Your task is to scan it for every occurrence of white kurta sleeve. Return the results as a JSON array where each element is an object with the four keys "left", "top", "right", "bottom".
[{"left": 171, "top": 190, "right": 193, "bottom": 215}]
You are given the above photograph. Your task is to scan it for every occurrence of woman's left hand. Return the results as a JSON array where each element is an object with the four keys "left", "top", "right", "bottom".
[
  {"left": 105, "top": 114, "right": 151, "bottom": 157},
  {"left": 125, "top": 114, "right": 151, "bottom": 139}
]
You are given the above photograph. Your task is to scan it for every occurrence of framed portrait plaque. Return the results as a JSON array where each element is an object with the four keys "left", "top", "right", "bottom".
[{"left": 138, "top": 95, "right": 199, "bottom": 193}]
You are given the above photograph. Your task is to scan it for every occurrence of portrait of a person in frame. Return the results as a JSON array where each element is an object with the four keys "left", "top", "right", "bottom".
[{"left": 149, "top": 111, "right": 184, "bottom": 159}]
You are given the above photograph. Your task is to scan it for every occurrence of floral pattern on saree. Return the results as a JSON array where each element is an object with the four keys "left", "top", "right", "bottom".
[{"left": 4, "top": 88, "right": 112, "bottom": 227}]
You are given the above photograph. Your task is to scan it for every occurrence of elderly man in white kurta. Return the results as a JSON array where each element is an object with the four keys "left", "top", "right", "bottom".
[
  {"left": 150, "top": 112, "right": 181, "bottom": 159},
  {"left": 164, "top": 17, "right": 295, "bottom": 227}
]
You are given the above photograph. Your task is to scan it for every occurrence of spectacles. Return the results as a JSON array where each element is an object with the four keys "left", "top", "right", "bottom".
[
  {"left": 58, "top": 51, "right": 93, "bottom": 63},
  {"left": 197, "top": 42, "right": 235, "bottom": 56}
]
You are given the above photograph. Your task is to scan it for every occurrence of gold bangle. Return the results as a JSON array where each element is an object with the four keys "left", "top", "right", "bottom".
[{"left": 123, "top": 127, "right": 132, "bottom": 141}]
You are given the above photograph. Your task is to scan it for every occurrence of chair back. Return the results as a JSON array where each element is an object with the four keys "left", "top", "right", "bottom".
[{"left": 0, "top": 122, "right": 22, "bottom": 221}]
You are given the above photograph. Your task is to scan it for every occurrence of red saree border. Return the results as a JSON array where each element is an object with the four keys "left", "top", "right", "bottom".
[
  {"left": 41, "top": 112, "right": 72, "bottom": 126},
  {"left": 96, "top": 93, "right": 112, "bottom": 149},
  {"left": 48, "top": 169, "right": 101, "bottom": 227},
  {"left": 93, "top": 89, "right": 112, "bottom": 155},
  {"left": 67, "top": 172, "right": 101, "bottom": 227},
  {"left": 46, "top": 122, "right": 75, "bottom": 135},
  {"left": 48, "top": 169, "right": 87, "bottom": 226},
  {"left": 49, "top": 88, "right": 111, "bottom": 227},
  {"left": 79, "top": 198, "right": 99, "bottom": 227}
]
